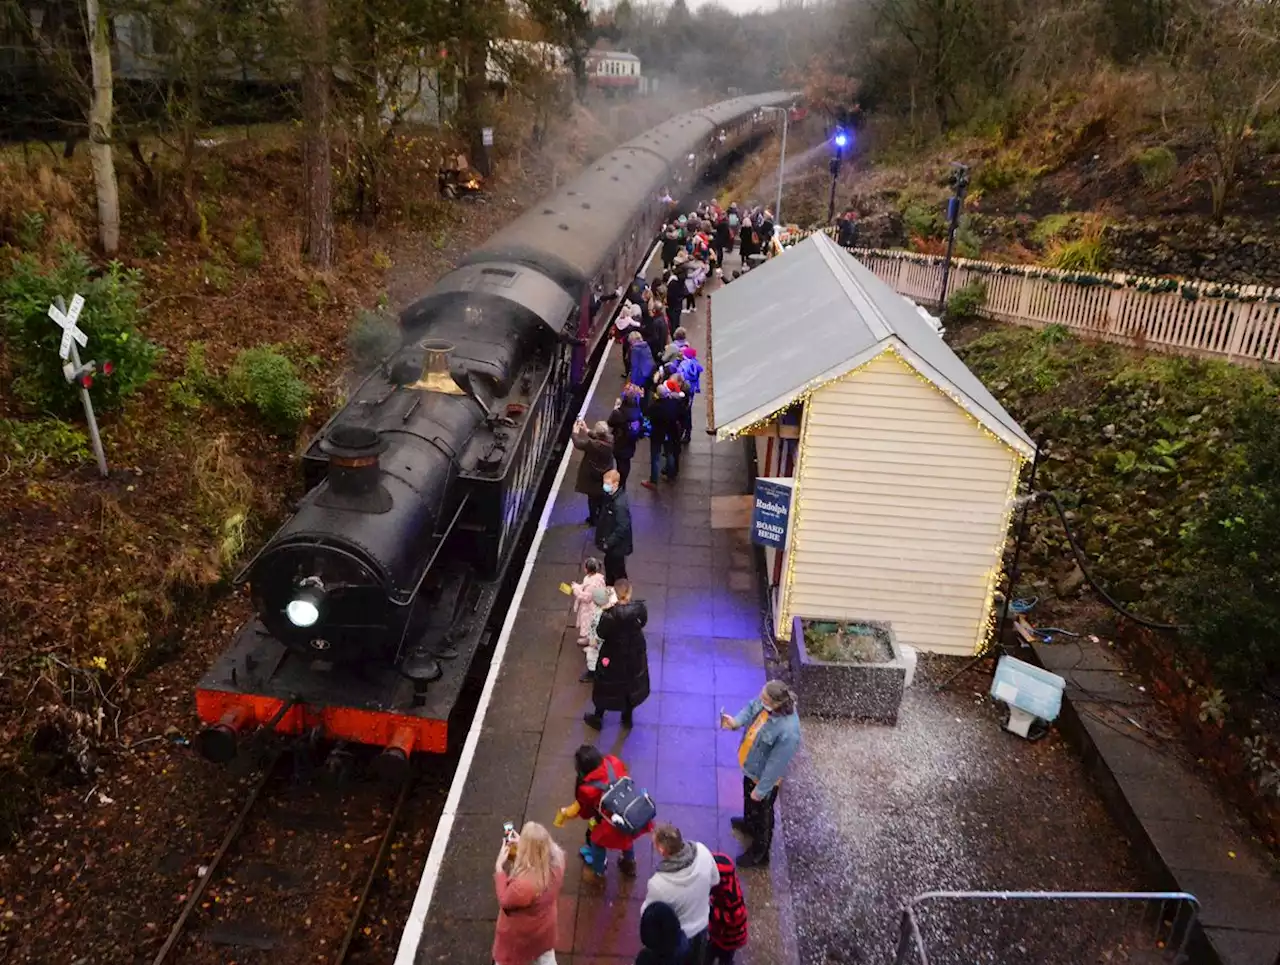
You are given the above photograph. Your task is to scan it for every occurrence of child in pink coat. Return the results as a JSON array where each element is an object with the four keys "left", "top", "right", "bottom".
[{"left": 571, "top": 558, "right": 606, "bottom": 671}]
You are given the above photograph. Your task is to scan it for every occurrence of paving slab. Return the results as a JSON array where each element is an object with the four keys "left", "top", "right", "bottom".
[
  {"left": 1032, "top": 636, "right": 1280, "bottom": 965},
  {"left": 413, "top": 270, "right": 795, "bottom": 965}
]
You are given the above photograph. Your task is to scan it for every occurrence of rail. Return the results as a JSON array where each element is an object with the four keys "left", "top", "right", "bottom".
[
  {"left": 892, "top": 890, "right": 1201, "bottom": 965},
  {"left": 151, "top": 751, "right": 415, "bottom": 965},
  {"left": 787, "top": 227, "right": 1280, "bottom": 366}
]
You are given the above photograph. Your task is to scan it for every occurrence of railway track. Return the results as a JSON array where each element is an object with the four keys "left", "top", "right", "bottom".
[{"left": 150, "top": 741, "right": 418, "bottom": 965}]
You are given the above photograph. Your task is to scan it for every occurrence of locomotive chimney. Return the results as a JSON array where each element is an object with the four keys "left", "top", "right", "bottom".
[
  {"left": 320, "top": 424, "right": 386, "bottom": 498},
  {"left": 411, "top": 339, "right": 465, "bottom": 395}
]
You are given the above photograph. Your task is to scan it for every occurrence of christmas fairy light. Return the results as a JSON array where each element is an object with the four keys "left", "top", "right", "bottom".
[{"left": 762, "top": 346, "right": 1031, "bottom": 650}]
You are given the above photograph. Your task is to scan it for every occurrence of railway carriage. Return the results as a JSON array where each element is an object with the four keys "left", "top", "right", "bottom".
[{"left": 194, "top": 93, "right": 796, "bottom": 776}]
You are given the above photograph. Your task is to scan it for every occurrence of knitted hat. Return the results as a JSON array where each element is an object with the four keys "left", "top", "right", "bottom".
[
  {"left": 665, "top": 377, "right": 681, "bottom": 393},
  {"left": 682, "top": 346, "right": 696, "bottom": 358}
]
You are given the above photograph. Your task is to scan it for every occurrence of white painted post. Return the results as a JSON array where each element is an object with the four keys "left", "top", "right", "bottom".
[{"left": 50, "top": 294, "right": 108, "bottom": 478}]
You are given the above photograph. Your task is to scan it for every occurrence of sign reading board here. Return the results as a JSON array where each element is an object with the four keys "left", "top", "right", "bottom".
[{"left": 751, "top": 477, "right": 793, "bottom": 549}]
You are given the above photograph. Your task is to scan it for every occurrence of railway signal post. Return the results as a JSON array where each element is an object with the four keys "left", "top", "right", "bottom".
[{"left": 48, "top": 293, "right": 109, "bottom": 478}]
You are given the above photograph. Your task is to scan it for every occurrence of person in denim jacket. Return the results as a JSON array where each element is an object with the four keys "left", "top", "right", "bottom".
[{"left": 720, "top": 680, "right": 801, "bottom": 868}]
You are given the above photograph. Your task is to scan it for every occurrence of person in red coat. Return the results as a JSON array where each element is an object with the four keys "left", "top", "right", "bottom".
[
  {"left": 554, "top": 744, "right": 652, "bottom": 879},
  {"left": 707, "top": 851, "right": 749, "bottom": 963}
]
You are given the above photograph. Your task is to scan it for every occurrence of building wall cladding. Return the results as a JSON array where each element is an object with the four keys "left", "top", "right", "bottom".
[{"left": 783, "top": 350, "right": 1019, "bottom": 656}]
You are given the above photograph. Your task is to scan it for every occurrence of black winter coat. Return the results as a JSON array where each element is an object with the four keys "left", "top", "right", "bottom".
[
  {"left": 714, "top": 218, "right": 731, "bottom": 248},
  {"left": 608, "top": 402, "right": 644, "bottom": 460},
  {"left": 593, "top": 600, "right": 650, "bottom": 711},
  {"left": 595, "top": 490, "right": 633, "bottom": 557}
]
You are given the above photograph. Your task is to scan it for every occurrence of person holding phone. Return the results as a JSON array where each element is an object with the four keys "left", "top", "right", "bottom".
[
  {"left": 720, "top": 681, "right": 801, "bottom": 868},
  {"left": 571, "top": 419, "right": 615, "bottom": 526},
  {"left": 492, "top": 821, "right": 565, "bottom": 965}
]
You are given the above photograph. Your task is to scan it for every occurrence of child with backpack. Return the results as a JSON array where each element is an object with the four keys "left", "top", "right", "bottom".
[
  {"left": 707, "top": 852, "right": 749, "bottom": 963},
  {"left": 554, "top": 744, "right": 656, "bottom": 880}
]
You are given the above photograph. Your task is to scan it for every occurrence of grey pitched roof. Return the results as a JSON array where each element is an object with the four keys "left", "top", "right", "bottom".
[{"left": 708, "top": 232, "right": 1035, "bottom": 455}]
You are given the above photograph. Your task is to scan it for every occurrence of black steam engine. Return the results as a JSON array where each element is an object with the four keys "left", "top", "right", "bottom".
[{"left": 194, "top": 92, "right": 796, "bottom": 775}]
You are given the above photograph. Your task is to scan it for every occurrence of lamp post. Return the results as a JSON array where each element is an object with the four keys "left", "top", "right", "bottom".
[
  {"left": 827, "top": 127, "right": 850, "bottom": 223},
  {"left": 937, "top": 162, "right": 970, "bottom": 311}
]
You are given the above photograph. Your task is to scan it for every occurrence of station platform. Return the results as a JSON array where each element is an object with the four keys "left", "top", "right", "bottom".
[{"left": 398, "top": 269, "right": 797, "bottom": 965}]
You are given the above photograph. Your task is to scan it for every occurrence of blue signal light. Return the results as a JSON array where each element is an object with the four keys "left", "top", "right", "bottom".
[{"left": 834, "top": 130, "right": 849, "bottom": 149}]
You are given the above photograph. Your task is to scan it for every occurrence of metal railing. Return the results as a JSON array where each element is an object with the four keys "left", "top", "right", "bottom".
[{"left": 893, "top": 891, "right": 1201, "bottom": 965}]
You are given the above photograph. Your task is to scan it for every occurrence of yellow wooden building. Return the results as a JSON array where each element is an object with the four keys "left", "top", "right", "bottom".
[{"left": 707, "top": 232, "right": 1036, "bottom": 656}]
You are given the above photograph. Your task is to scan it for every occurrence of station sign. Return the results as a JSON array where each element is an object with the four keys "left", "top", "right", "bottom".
[{"left": 751, "top": 477, "right": 793, "bottom": 549}]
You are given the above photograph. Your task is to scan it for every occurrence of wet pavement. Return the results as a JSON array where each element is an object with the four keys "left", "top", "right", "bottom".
[
  {"left": 779, "top": 659, "right": 1152, "bottom": 965},
  {"left": 411, "top": 271, "right": 798, "bottom": 965}
]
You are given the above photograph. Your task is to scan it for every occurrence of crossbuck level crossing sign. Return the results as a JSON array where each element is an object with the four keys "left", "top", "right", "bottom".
[{"left": 49, "top": 293, "right": 87, "bottom": 360}]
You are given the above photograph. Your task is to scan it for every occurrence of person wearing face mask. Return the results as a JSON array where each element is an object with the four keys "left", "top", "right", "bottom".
[
  {"left": 719, "top": 680, "right": 801, "bottom": 868},
  {"left": 594, "top": 468, "right": 633, "bottom": 586}
]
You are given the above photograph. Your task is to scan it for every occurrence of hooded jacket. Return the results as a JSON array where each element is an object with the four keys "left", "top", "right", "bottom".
[
  {"left": 635, "top": 902, "right": 691, "bottom": 965},
  {"left": 608, "top": 398, "right": 645, "bottom": 460},
  {"left": 628, "top": 340, "right": 656, "bottom": 387},
  {"left": 641, "top": 841, "right": 719, "bottom": 938}
]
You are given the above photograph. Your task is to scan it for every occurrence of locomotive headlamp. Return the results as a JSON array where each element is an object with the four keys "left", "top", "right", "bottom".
[{"left": 286, "top": 576, "right": 325, "bottom": 628}]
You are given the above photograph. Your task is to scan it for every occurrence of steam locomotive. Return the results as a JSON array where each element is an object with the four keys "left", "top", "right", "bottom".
[{"left": 194, "top": 92, "right": 795, "bottom": 777}]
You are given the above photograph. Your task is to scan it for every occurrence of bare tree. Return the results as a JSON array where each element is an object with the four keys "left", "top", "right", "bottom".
[
  {"left": 300, "top": 0, "right": 335, "bottom": 268},
  {"left": 1175, "top": 0, "right": 1280, "bottom": 220},
  {"left": 83, "top": 0, "right": 120, "bottom": 254}
]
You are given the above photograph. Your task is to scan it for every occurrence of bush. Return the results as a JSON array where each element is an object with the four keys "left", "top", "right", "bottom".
[
  {"left": 901, "top": 198, "right": 943, "bottom": 240},
  {"left": 1133, "top": 146, "right": 1177, "bottom": 189},
  {"left": 166, "top": 342, "right": 213, "bottom": 412},
  {"left": 226, "top": 345, "right": 311, "bottom": 433},
  {"left": 198, "top": 258, "right": 232, "bottom": 292},
  {"left": 945, "top": 280, "right": 987, "bottom": 322},
  {"left": 0, "top": 416, "right": 90, "bottom": 471},
  {"left": 1030, "top": 213, "right": 1075, "bottom": 247},
  {"left": 0, "top": 247, "right": 161, "bottom": 416},
  {"left": 136, "top": 229, "right": 165, "bottom": 258},
  {"left": 973, "top": 155, "right": 1043, "bottom": 194},
  {"left": 954, "top": 215, "right": 982, "bottom": 259},
  {"left": 1173, "top": 391, "right": 1280, "bottom": 686},
  {"left": 348, "top": 309, "right": 401, "bottom": 371},
  {"left": 231, "top": 219, "right": 264, "bottom": 268},
  {"left": 1257, "top": 117, "right": 1280, "bottom": 155}
]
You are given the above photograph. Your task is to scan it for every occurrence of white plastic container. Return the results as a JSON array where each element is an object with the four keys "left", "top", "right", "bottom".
[{"left": 900, "top": 645, "right": 918, "bottom": 688}]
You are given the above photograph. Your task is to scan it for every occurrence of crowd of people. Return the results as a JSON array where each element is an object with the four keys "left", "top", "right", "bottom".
[
  {"left": 489, "top": 199, "right": 804, "bottom": 965},
  {"left": 493, "top": 679, "right": 801, "bottom": 965}
]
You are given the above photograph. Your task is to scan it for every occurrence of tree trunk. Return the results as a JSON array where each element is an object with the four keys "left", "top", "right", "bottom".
[
  {"left": 84, "top": 0, "right": 120, "bottom": 255},
  {"left": 300, "top": 0, "right": 334, "bottom": 269}
]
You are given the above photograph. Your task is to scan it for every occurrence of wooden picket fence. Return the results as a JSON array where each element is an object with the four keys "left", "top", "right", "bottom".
[{"left": 787, "top": 228, "right": 1280, "bottom": 366}]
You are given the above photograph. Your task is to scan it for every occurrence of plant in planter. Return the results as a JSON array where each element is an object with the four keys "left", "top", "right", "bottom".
[{"left": 789, "top": 617, "right": 908, "bottom": 724}]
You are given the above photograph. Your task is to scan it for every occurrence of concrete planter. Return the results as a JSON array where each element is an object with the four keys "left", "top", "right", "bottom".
[{"left": 790, "top": 616, "right": 907, "bottom": 724}]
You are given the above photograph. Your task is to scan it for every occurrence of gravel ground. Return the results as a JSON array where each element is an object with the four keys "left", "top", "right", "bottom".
[{"left": 780, "top": 655, "right": 1149, "bottom": 965}]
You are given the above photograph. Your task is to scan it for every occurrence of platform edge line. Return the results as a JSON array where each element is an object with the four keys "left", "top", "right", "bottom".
[{"left": 394, "top": 244, "right": 656, "bottom": 965}]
